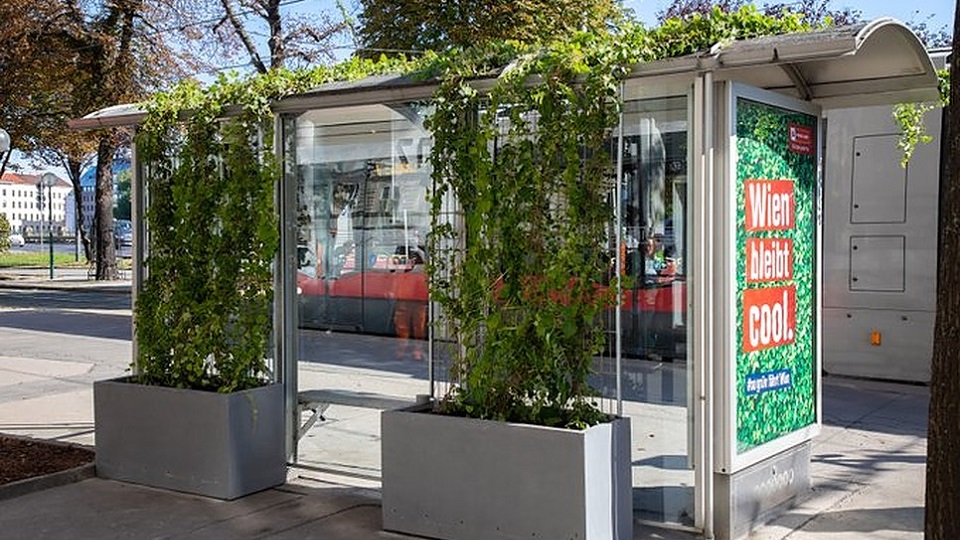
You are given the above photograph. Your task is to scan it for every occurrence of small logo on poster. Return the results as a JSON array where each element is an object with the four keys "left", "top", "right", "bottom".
[
  {"left": 745, "top": 369, "right": 793, "bottom": 395},
  {"left": 788, "top": 123, "right": 814, "bottom": 155}
]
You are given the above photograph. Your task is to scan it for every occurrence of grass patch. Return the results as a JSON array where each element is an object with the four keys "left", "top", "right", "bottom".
[{"left": 0, "top": 252, "right": 89, "bottom": 269}]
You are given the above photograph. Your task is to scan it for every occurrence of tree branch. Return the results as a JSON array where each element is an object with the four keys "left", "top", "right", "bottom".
[{"left": 218, "top": 0, "right": 268, "bottom": 73}]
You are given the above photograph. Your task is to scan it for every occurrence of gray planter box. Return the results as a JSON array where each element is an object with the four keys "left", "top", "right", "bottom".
[
  {"left": 94, "top": 377, "right": 286, "bottom": 500},
  {"left": 382, "top": 406, "right": 632, "bottom": 540}
]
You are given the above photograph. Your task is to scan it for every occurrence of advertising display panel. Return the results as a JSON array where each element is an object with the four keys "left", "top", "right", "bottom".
[{"left": 727, "top": 86, "right": 821, "bottom": 468}]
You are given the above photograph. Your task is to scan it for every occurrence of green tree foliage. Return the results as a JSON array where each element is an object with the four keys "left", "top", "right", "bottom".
[
  {"left": 0, "top": 214, "right": 10, "bottom": 253},
  {"left": 114, "top": 168, "right": 132, "bottom": 221},
  {"left": 658, "top": 0, "right": 859, "bottom": 27},
  {"left": 356, "top": 0, "right": 623, "bottom": 56},
  {"left": 660, "top": 0, "right": 951, "bottom": 47},
  {"left": 0, "top": 1, "right": 188, "bottom": 277}
]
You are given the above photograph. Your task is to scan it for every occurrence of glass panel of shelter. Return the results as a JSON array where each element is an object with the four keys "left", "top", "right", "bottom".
[
  {"left": 285, "top": 94, "right": 694, "bottom": 526},
  {"left": 617, "top": 93, "right": 694, "bottom": 526},
  {"left": 289, "top": 103, "right": 432, "bottom": 474}
]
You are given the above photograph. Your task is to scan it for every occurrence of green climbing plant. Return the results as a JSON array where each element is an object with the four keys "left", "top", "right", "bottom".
[
  {"left": 894, "top": 68, "right": 950, "bottom": 167},
  {"left": 0, "top": 214, "right": 10, "bottom": 253},
  {"left": 129, "top": 6, "right": 819, "bottom": 411},
  {"left": 425, "top": 6, "right": 812, "bottom": 428},
  {"left": 133, "top": 57, "right": 418, "bottom": 392}
]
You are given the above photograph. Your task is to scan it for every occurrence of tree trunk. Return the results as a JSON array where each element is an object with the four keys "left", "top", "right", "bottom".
[
  {"left": 924, "top": 4, "right": 960, "bottom": 537},
  {"left": 94, "top": 134, "right": 118, "bottom": 280}
]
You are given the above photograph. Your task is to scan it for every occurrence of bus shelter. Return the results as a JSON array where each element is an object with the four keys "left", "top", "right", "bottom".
[{"left": 73, "top": 18, "right": 937, "bottom": 540}]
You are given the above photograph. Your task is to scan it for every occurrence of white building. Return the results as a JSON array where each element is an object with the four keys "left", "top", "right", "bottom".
[{"left": 0, "top": 172, "right": 73, "bottom": 238}]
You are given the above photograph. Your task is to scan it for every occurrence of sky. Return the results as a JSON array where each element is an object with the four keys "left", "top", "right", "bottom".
[{"left": 623, "top": 0, "right": 954, "bottom": 34}]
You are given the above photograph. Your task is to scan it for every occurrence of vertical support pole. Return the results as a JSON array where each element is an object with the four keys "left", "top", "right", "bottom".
[
  {"left": 48, "top": 184, "right": 54, "bottom": 279},
  {"left": 131, "top": 139, "right": 143, "bottom": 374},
  {"left": 692, "top": 71, "right": 716, "bottom": 540},
  {"left": 615, "top": 82, "right": 624, "bottom": 417},
  {"left": 276, "top": 115, "right": 300, "bottom": 462}
]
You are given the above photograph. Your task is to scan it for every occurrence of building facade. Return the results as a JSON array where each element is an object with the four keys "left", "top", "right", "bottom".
[{"left": 0, "top": 172, "right": 73, "bottom": 239}]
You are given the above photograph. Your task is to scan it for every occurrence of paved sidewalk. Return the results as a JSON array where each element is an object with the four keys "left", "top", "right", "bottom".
[
  {"left": 0, "top": 273, "right": 929, "bottom": 539},
  {"left": 0, "top": 267, "right": 131, "bottom": 294}
]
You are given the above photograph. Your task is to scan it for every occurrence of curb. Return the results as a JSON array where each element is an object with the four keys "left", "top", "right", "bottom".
[
  {"left": 0, "top": 434, "right": 98, "bottom": 501},
  {"left": 0, "top": 280, "right": 131, "bottom": 295},
  {"left": 0, "top": 463, "right": 96, "bottom": 502}
]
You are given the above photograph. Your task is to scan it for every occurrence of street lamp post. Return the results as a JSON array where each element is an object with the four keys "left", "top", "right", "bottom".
[{"left": 40, "top": 173, "right": 57, "bottom": 279}]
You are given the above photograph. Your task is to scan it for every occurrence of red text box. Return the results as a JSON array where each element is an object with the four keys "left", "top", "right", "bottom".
[
  {"left": 746, "top": 238, "right": 793, "bottom": 283},
  {"left": 788, "top": 123, "right": 815, "bottom": 155},
  {"left": 745, "top": 180, "right": 794, "bottom": 232},
  {"left": 742, "top": 285, "right": 796, "bottom": 353}
]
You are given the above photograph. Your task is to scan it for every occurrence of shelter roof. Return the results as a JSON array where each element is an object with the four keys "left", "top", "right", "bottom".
[{"left": 68, "top": 18, "right": 939, "bottom": 128}]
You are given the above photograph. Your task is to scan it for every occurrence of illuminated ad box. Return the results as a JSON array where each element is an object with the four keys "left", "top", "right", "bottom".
[{"left": 722, "top": 85, "right": 821, "bottom": 473}]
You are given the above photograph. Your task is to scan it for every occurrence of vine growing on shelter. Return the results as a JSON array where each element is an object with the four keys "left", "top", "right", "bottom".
[
  {"left": 425, "top": 6, "right": 813, "bottom": 428},
  {"left": 894, "top": 68, "right": 950, "bottom": 167},
  {"left": 133, "top": 57, "right": 419, "bottom": 392},
  {"left": 129, "top": 5, "right": 822, "bottom": 407}
]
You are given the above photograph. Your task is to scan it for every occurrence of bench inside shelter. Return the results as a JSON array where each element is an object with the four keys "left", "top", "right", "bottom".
[{"left": 296, "top": 388, "right": 419, "bottom": 440}]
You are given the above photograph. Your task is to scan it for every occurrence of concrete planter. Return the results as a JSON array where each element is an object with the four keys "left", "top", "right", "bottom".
[
  {"left": 381, "top": 406, "right": 632, "bottom": 540},
  {"left": 94, "top": 377, "right": 286, "bottom": 500}
]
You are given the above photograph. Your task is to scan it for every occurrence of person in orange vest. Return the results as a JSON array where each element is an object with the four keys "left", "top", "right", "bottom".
[{"left": 393, "top": 249, "right": 428, "bottom": 361}]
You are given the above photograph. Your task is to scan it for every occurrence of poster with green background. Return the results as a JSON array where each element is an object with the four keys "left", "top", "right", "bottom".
[{"left": 735, "top": 97, "right": 817, "bottom": 454}]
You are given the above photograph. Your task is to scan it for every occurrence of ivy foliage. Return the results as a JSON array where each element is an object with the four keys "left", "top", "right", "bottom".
[
  {"left": 894, "top": 69, "right": 950, "bottom": 168},
  {"left": 132, "top": 6, "right": 816, "bottom": 408},
  {"left": 424, "top": 6, "right": 813, "bottom": 429},
  {"left": 133, "top": 57, "right": 418, "bottom": 392}
]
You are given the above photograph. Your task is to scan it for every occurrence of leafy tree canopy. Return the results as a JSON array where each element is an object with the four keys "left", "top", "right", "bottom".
[
  {"left": 658, "top": 0, "right": 859, "bottom": 27},
  {"left": 356, "top": 0, "right": 624, "bottom": 56}
]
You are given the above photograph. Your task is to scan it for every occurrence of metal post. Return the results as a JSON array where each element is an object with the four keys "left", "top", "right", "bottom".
[
  {"left": 40, "top": 173, "right": 58, "bottom": 279},
  {"left": 48, "top": 183, "right": 54, "bottom": 279}
]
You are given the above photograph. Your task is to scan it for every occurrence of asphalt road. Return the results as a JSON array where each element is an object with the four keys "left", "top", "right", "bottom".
[
  {"left": 7, "top": 242, "right": 80, "bottom": 256},
  {"left": 0, "top": 288, "right": 428, "bottom": 377},
  {"left": 0, "top": 289, "right": 132, "bottom": 342},
  {"left": 0, "top": 289, "right": 131, "bottom": 312}
]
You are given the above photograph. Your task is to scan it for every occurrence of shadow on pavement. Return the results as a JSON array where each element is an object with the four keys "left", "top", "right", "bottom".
[
  {"left": 778, "top": 506, "right": 923, "bottom": 535},
  {"left": 0, "top": 310, "right": 131, "bottom": 341},
  {"left": 298, "top": 329, "right": 429, "bottom": 379},
  {"left": 812, "top": 448, "right": 926, "bottom": 473},
  {"left": 0, "top": 478, "right": 399, "bottom": 540},
  {"left": 821, "top": 375, "right": 929, "bottom": 439}
]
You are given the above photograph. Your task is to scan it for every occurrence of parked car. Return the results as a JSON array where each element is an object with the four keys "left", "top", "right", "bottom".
[
  {"left": 7, "top": 233, "right": 25, "bottom": 248},
  {"left": 114, "top": 219, "right": 133, "bottom": 246}
]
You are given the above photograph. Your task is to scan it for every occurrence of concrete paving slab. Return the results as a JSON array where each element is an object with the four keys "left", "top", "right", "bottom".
[
  {"left": 0, "top": 476, "right": 395, "bottom": 540},
  {"left": 0, "top": 355, "right": 93, "bottom": 379},
  {"left": 0, "top": 280, "right": 934, "bottom": 540}
]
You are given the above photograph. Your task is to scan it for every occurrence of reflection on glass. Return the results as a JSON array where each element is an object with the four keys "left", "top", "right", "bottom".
[
  {"left": 288, "top": 103, "right": 432, "bottom": 474},
  {"left": 285, "top": 95, "right": 694, "bottom": 523},
  {"left": 294, "top": 104, "right": 432, "bottom": 343},
  {"left": 619, "top": 95, "right": 693, "bottom": 526}
]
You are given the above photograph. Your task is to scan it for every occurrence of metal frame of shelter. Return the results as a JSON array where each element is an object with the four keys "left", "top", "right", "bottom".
[{"left": 71, "top": 18, "right": 938, "bottom": 540}]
